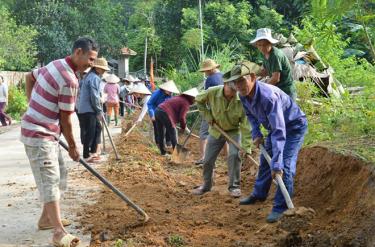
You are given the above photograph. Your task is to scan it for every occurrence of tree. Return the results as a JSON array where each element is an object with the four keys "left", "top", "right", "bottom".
[{"left": 0, "top": 6, "right": 37, "bottom": 71}]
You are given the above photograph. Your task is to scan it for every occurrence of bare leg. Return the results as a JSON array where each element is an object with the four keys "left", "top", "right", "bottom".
[{"left": 38, "top": 204, "right": 50, "bottom": 226}]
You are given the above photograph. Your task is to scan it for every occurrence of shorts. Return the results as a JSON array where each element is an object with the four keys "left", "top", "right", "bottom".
[
  {"left": 199, "top": 119, "right": 209, "bottom": 140},
  {"left": 24, "top": 142, "right": 67, "bottom": 203}
]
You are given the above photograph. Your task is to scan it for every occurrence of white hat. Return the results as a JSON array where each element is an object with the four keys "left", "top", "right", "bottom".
[
  {"left": 182, "top": 87, "right": 199, "bottom": 98},
  {"left": 159, "top": 80, "right": 180, "bottom": 94},
  {"left": 124, "top": 75, "right": 137, "bottom": 82},
  {"left": 250, "top": 28, "right": 279, "bottom": 45},
  {"left": 129, "top": 83, "right": 151, "bottom": 95},
  {"left": 104, "top": 73, "right": 120, "bottom": 84}
]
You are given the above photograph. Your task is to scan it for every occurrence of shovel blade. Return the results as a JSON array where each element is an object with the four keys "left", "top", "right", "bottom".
[{"left": 171, "top": 144, "right": 190, "bottom": 164}]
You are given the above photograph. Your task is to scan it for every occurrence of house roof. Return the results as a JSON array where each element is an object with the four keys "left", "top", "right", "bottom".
[{"left": 121, "top": 47, "right": 137, "bottom": 56}]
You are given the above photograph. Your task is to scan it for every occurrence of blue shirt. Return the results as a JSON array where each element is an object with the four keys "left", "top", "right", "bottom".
[
  {"left": 204, "top": 72, "right": 223, "bottom": 90},
  {"left": 147, "top": 89, "right": 171, "bottom": 118},
  {"left": 77, "top": 71, "right": 103, "bottom": 115},
  {"left": 240, "top": 81, "right": 306, "bottom": 171}
]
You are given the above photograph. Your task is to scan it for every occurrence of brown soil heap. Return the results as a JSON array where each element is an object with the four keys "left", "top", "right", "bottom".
[{"left": 77, "top": 121, "right": 375, "bottom": 247}]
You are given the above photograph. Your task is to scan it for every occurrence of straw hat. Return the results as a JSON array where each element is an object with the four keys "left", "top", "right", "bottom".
[
  {"left": 129, "top": 83, "right": 151, "bottom": 95},
  {"left": 159, "top": 80, "right": 180, "bottom": 94},
  {"left": 199, "top": 59, "right": 220, "bottom": 72},
  {"left": 93, "top": 57, "right": 110, "bottom": 71},
  {"left": 223, "top": 61, "right": 261, "bottom": 83},
  {"left": 182, "top": 88, "right": 199, "bottom": 98},
  {"left": 104, "top": 73, "right": 120, "bottom": 84},
  {"left": 250, "top": 28, "right": 279, "bottom": 45}
]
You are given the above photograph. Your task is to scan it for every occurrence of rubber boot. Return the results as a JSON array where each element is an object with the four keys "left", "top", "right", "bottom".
[
  {"left": 106, "top": 115, "right": 111, "bottom": 125},
  {"left": 115, "top": 116, "right": 118, "bottom": 126}
]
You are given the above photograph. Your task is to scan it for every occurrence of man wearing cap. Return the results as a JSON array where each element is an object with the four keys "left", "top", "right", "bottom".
[
  {"left": 192, "top": 81, "right": 250, "bottom": 198},
  {"left": 251, "top": 28, "right": 297, "bottom": 100},
  {"left": 196, "top": 59, "right": 224, "bottom": 166},
  {"left": 22, "top": 37, "right": 99, "bottom": 246},
  {"left": 77, "top": 57, "right": 109, "bottom": 162},
  {"left": 147, "top": 80, "right": 180, "bottom": 148},
  {"left": 154, "top": 88, "right": 198, "bottom": 156},
  {"left": 226, "top": 61, "right": 307, "bottom": 223}
]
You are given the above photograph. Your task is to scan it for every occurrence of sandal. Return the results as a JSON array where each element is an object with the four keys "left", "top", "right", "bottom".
[
  {"left": 38, "top": 218, "right": 71, "bottom": 230},
  {"left": 53, "top": 233, "right": 80, "bottom": 247}
]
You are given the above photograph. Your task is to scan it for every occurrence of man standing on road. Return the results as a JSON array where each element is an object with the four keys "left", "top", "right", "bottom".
[
  {"left": 226, "top": 61, "right": 307, "bottom": 223},
  {"left": 195, "top": 59, "right": 223, "bottom": 166},
  {"left": 21, "top": 37, "right": 98, "bottom": 246},
  {"left": 192, "top": 82, "right": 249, "bottom": 198}
]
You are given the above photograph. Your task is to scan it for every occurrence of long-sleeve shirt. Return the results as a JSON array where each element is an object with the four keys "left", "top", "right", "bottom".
[
  {"left": 0, "top": 83, "right": 8, "bottom": 103},
  {"left": 136, "top": 95, "right": 151, "bottom": 122},
  {"left": 147, "top": 89, "right": 171, "bottom": 118},
  {"left": 159, "top": 95, "right": 192, "bottom": 129},
  {"left": 240, "top": 81, "right": 307, "bottom": 171},
  {"left": 77, "top": 71, "right": 102, "bottom": 115},
  {"left": 204, "top": 72, "right": 223, "bottom": 89},
  {"left": 195, "top": 85, "right": 249, "bottom": 139}
]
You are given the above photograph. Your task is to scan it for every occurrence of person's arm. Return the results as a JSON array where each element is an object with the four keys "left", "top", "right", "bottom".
[
  {"left": 179, "top": 101, "right": 189, "bottom": 130},
  {"left": 147, "top": 91, "right": 158, "bottom": 120},
  {"left": 25, "top": 72, "right": 37, "bottom": 102},
  {"left": 89, "top": 77, "right": 103, "bottom": 117},
  {"left": 267, "top": 72, "right": 281, "bottom": 85},
  {"left": 265, "top": 97, "right": 286, "bottom": 171},
  {"left": 195, "top": 89, "right": 214, "bottom": 124},
  {"left": 60, "top": 111, "right": 79, "bottom": 161},
  {"left": 137, "top": 95, "right": 150, "bottom": 122}
]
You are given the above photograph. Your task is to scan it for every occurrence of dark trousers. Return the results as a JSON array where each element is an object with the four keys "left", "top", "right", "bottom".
[
  {"left": 152, "top": 121, "right": 171, "bottom": 146},
  {"left": 0, "top": 102, "right": 11, "bottom": 126},
  {"left": 155, "top": 108, "right": 177, "bottom": 155},
  {"left": 78, "top": 112, "right": 102, "bottom": 158},
  {"left": 119, "top": 97, "right": 124, "bottom": 117}
]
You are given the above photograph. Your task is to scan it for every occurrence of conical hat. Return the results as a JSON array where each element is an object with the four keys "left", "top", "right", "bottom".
[
  {"left": 129, "top": 83, "right": 151, "bottom": 95},
  {"left": 182, "top": 87, "right": 199, "bottom": 98},
  {"left": 159, "top": 80, "right": 180, "bottom": 94},
  {"left": 104, "top": 73, "right": 120, "bottom": 84},
  {"left": 124, "top": 75, "right": 137, "bottom": 82}
]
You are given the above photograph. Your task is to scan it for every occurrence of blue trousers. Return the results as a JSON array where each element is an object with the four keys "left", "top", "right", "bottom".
[{"left": 251, "top": 122, "right": 307, "bottom": 213}]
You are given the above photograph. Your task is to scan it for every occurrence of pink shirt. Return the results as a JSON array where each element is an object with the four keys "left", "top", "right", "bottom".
[
  {"left": 104, "top": 83, "right": 120, "bottom": 103},
  {"left": 20, "top": 56, "right": 78, "bottom": 146}
]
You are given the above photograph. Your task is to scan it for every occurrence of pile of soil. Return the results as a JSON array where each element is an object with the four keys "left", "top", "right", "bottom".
[{"left": 77, "top": 120, "right": 375, "bottom": 247}]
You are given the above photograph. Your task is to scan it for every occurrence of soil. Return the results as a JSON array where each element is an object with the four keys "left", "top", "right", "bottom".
[{"left": 76, "top": 119, "right": 375, "bottom": 247}]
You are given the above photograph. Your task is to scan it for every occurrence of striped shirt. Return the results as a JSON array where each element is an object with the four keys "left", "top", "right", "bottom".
[{"left": 20, "top": 56, "right": 78, "bottom": 146}]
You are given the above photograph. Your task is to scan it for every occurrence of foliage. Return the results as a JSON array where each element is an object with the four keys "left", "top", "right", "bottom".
[
  {"left": 10, "top": 0, "right": 126, "bottom": 64},
  {"left": 7, "top": 84, "right": 27, "bottom": 120},
  {"left": 167, "top": 234, "right": 185, "bottom": 247},
  {"left": 0, "top": 7, "right": 37, "bottom": 71}
]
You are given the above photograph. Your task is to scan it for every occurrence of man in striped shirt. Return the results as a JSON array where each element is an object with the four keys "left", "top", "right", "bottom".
[{"left": 21, "top": 37, "right": 98, "bottom": 246}]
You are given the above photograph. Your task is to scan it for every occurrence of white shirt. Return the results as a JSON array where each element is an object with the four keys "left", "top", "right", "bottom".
[{"left": 0, "top": 83, "right": 8, "bottom": 103}]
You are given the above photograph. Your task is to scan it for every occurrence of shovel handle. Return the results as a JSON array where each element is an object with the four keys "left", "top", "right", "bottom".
[
  {"left": 181, "top": 115, "right": 201, "bottom": 148},
  {"left": 125, "top": 123, "right": 138, "bottom": 137},
  {"left": 58, "top": 139, "right": 149, "bottom": 222},
  {"left": 102, "top": 115, "right": 120, "bottom": 160},
  {"left": 260, "top": 144, "right": 294, "bottom": 209}
]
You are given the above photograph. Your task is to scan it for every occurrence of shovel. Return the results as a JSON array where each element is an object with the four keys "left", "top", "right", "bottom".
[
  {"left": 102, "top": 115, "right": 120, "bottom": 160},
  {"left": 213, "top": 123, "right": 278, "bottom": 185},
  {"left": 58, "top": 139, "right": 149, "bottom": 222},
  {"left": 171, "top": 116, "right": 201, "bottom": 164},
  {"left": 260, "top": 144, "right": 294, "bottom": 209}
]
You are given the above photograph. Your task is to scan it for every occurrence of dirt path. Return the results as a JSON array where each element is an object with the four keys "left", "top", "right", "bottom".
[
  {"left": 75, "top": 120, "right": 375, "bottom": 247},
  {"left": 0, "top": 114, "right": 121, "bottom": 246}
]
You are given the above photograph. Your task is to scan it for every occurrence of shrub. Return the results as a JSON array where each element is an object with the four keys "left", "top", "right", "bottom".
[{"left": 7, "top": 84, "right": 27, "bottom": 120}]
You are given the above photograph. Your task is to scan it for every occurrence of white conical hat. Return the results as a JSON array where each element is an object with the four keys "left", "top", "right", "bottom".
[
  {"left": 129, "top": 83, "right": 151, "bottom": 95},
  {"left": 182, "top": 87, "right": 199, "bottom": 98},
  {"left": 159, "top": 80, "right": 180, "bottom": 94},
  {"left": 104, "top": 73, "right": 120, "bottom": 83}
]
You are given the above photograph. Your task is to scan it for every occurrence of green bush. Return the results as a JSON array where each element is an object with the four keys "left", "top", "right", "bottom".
[{"left": 7, "top": 84, "right": 27, "bottom": 120}]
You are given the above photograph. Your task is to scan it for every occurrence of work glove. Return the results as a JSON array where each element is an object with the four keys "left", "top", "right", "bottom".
[{"left": 253, "top": 137, "right": 264, "bottom": 149}]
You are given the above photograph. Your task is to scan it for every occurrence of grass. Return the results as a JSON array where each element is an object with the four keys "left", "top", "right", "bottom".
[{"left": 167, "top": 234, "right": 185, "bottom": 247}]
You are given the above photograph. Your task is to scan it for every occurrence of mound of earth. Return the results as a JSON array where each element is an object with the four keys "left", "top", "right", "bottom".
[{"left": 76, "top": 120, "right": 375, "bottom": 247}]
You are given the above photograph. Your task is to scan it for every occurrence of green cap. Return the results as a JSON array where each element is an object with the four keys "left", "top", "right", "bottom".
[{"left": 223, "top": 61, "right": 261, "bottom": 83}]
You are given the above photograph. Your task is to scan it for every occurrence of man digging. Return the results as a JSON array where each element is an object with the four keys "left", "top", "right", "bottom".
[
  {"left": 22, "top": 37, "right": 99, "bottom": 246},
  {"left": 192, "top": 81, "right": 250, "bottom": 198},
  {"left": 225, "top": 61, "right": 307, "bottom": 223}
]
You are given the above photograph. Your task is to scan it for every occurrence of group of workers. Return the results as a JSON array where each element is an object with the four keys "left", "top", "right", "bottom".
[{"left": 20, "top": 27, "right": 307, "bottom": 246}]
